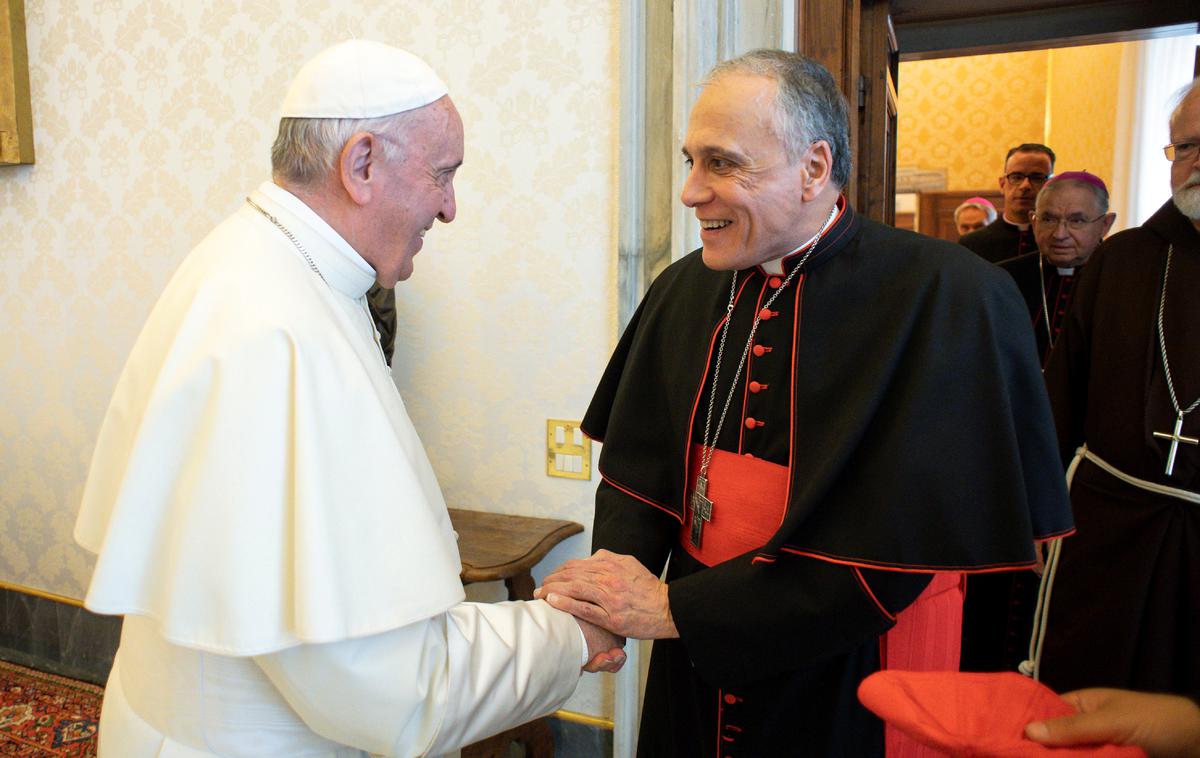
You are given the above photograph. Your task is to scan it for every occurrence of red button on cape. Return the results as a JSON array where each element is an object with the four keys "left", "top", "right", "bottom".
[{"left": 857, "top": 671, "right": 1146, "bottom": 757}]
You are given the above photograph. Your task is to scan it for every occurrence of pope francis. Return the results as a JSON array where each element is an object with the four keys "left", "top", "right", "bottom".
[{"left": 73, "top": 40, "right": 623, "bottom": 757}]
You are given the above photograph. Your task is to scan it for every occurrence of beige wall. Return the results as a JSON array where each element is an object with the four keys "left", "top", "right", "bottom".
[
  {"left": 898, "top": 43, "right": 1125, "bottom": 194},
  {"left": 1045, "top": 43, "right": 1123, "bottom": 206},
  {"left": 0, "top": 0, "right": 619, "bottom": 717}
]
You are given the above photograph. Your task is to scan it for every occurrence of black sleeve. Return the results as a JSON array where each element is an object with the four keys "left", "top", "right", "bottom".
[
  {"left": 668, "top": 554, "right": 931, "bottom": 688},
  {"left": 591, "top": 479, "right": 678, "bottom": 578},
  {"left": 366, "top": 284, "right": 397, "bottom": 366}
]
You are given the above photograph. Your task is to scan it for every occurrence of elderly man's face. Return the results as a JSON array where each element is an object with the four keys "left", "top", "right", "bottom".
[
  {"left": 999, "top": 151, "right": 1052, "bottom": 223},
  {"left": 1032, "top": 184, "right": 1113, "bottom": 268},
  {"left": 368, "top": 97, "right": 463, "bottom": 286},
  {"left": 680, "top": 73, "right": 811, "bottom": 271},
  {"left": 956, "top": 206, "right": 988, "bottom": 236},
  {"left": 1170, "top": 89, "right": 1200, "bottom": 223}
]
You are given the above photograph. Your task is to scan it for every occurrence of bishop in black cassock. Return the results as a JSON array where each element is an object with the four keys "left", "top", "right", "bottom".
[
  {"left": 539, "top": 52, "right": 1072, "bottom": 757},
  {"left": 962, "top": 172, "right": 1116, "bottom": 675},
  {"left": 999, "top": 171, "right": 1115, "bottom": 366}
]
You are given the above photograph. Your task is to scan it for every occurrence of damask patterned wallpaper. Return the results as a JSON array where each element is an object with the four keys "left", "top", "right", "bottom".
[
  {"left": 898, "top": 44, "right": 1124, "bottom": 194},
  {"left": 0, "top": 0, "right": 618, "bottom": 716},
  {"left": 1044, "top": 43, "right": 1122, "bottom": 203},
  {"left": 898, "top": 50, "right": 1050, "bottom": 191}
]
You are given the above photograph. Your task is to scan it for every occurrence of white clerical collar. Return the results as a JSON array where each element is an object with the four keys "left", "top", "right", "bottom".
[
  {"left": 1057, "top": 266, "right": 1075, "bottom": 276},
  {"left": 1003, "top": 215, "right": 1030, "bottom": 231},
  {"left": 252, "top": 181, "right": 377, "bottom": 299},
  {"left": 759, "top": 201, "right": 842, "bottom": 275}
]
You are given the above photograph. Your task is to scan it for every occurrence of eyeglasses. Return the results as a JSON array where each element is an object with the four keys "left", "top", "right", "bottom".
[
  {"left": 1163, "top": 142, "right": 1199, "bottom": 162},
  {"left": 1033, "top": 213, "right": 1105, "bottom": 231},
  {"left": 1005, "top": 172, "right": 1050, "bottom": 185}
]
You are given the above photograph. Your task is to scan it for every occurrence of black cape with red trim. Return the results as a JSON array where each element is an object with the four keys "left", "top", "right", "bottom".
[
  {"left": 585, "top": 206, "right": 1072, "bottom": 572},
  {"left": 584, "top": 203, "right": 1073, "bottom": 756}
]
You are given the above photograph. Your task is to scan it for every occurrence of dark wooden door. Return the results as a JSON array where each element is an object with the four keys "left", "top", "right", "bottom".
[
  {"left": 796, "top": 0, "right": 898, "bottom": 225},
  {"left": 857, "top": 1, "right": 899, "bottom": 225}
]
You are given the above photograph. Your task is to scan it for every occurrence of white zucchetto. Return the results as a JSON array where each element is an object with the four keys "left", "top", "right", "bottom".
[{"left": 280, "top": 40, "right": 447, "bottom": 119}]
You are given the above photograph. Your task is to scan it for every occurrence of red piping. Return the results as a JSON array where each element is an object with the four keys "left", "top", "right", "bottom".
[
  {"left": 777, "top": 545, "right": 1074, "bottom": 573},
  {"left": 598, "top": 472, "right": 682, "bottom": 524},
  {"left": 853, "top": 566, "right": 897, "bottom": 622},
  {"left": 683, "top": 275, "right": 757, "bottom": 511}
]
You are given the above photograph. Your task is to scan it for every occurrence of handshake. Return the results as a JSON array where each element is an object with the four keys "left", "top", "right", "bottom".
[{"left": 534, "top": 550, "right": 679, "bottom": 675}]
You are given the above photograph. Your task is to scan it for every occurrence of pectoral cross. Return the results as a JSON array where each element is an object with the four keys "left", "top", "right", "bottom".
[
  {"left": 1152, "top": 412, "right": 1198, "bottom": 476},
  {"left": 689, "top": 475, "right": 713, "bottom": 548}
]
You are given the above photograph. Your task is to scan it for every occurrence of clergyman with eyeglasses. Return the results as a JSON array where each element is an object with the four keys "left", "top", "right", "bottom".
[
  {"left": 959, "top": 143, "right": 1056, "bottom": 263},
  {"left": 999, "top": 171, "right": 1116, "bottom": 367},
  {"left": 1033, "top": 77, "right": 1200, "bottom": 700},
  {"left": 959, "top": 170, "right": 1116, "bottom": 677},
  {"left": 535, "top": 50, "right": 1073, "bottom": 757}
]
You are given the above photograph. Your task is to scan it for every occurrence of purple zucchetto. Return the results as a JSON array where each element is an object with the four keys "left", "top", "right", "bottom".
[
  {"left": 1045, "top": 171, "right": 1108, "bottom": 195},
  {"left": 961, "top": 196, "right": 997, "bottom": 211}
]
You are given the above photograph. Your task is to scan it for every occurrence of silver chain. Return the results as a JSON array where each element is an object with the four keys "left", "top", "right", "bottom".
[
  {"left": 697, "top": 204, "right": 839, "bottom": 477},
  {"left": 246, "top": 197, "right": 328, "bottom": 284},
  {"left": 1037, "top": 254, "right": 1054, "bottom": 349},
  {"left": 245, "top": 196, "right": 390, "bottom": 369},
  {"left": 1157, "top": 244, "right": 1200, "bottom": 418}
]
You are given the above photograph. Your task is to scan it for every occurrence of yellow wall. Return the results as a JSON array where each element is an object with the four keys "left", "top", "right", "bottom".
[
  {"left": 898, "top": 43, "right": 1125, "bottom": 193},
  {"left": 1045, "top": 43, "right": 1124, "bottom": 193},
  {"left": 898, "top": 50, "right": 1048, "bottom": 191}
]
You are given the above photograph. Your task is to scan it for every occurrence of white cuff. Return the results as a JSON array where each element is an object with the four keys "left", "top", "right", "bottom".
[{"left": 254, "top": 599, "right": 583, "bottom": 757}]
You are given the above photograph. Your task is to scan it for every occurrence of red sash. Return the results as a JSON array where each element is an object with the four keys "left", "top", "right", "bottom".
[
  {"left": 682, "top": 443, "right": 963, "bottom": 757},
  {"left": 681, "top": 444, "right": 788, "bottom": 566},
  {"left": 879, "top": 573, "right": 964, "bottom": 758}
]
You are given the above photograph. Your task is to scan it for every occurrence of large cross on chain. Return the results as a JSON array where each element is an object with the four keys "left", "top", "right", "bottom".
[
  {"left": 689, "top": 476, "right": 713, "bottom": 548},
  {"left": 1153, "top": 412, "right": 1199, "bottom": 476}
]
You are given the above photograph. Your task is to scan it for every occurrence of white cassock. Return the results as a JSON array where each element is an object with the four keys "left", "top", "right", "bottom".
[{"left": 74, "top": 181, "right": 586, "bottom": 757}]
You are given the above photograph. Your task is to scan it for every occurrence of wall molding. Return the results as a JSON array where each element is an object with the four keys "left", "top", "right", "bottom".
[
  {"left": 0, "top": 583, "right": 120, "bottom": 685},
  {"left": 0, "top": 579, "right": 84, "bottom": 608}
]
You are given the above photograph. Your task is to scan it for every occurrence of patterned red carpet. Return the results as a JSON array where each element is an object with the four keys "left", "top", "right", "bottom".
[{"left": 0, "top": 660, "right": 101, "bottom": 757}]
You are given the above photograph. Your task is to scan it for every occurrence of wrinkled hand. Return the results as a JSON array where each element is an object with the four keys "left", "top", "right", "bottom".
[
  {"left": 577, "top": 617, "right": 626, "bottom": 674},
  {"left": 1025, "top": 688, "right": 1200, "bottom": 757},
  {"left": 535, "top": 550, "right": 678, "bottom": 640}
]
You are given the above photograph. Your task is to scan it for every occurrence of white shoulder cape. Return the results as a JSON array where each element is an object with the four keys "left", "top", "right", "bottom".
[{"left": 75, "top": 182, "right": 465, "bottom": 656}]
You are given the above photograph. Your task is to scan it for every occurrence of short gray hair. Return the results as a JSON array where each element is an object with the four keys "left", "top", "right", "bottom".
[
  {"left": 705, "top": 49, "right": 852, "bottom": 188},
  {"left": 1170, "top": 76, "right": 1200, "bottom": 132},
  {"left": 954, "top": 199, "right": 997, "bottom": 226},
  {"left": 1036, "top": 178, "right": 1110, "bottom": 215},
  {"left": 270, "top": 112, "right": 413, "bottom": 186}
]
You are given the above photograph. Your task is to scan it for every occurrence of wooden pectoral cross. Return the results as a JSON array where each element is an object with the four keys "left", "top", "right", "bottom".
[
  {"left": 1153, "top": 412, "right": 1199, "bottom": 476},
  {"left": 689, "top": 476, "right": 713, "bottom": 548}
]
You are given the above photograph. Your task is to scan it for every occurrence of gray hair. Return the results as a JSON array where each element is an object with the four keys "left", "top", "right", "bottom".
[
  {"left": 270, "top": 112, "right": 413, "bottom": 186},
  {"left": 1036, "top": 178, "right": 1110, "bottom": 215},
  {"left": 706, "top": 49, "right": 852, "bottom": 188},
  {"left": 954, "top": 200, "right": 997, "bottom": 226},
  {"left": 1169, "top": 76, "right": 1200, "bottom": 131}
]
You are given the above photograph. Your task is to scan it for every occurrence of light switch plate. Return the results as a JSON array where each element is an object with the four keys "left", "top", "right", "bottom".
[{"left": 546, "top": 419, "right": 591, "bottom": 480}]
